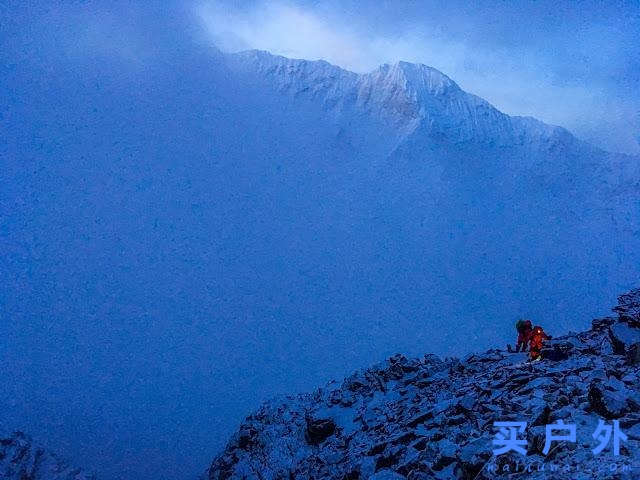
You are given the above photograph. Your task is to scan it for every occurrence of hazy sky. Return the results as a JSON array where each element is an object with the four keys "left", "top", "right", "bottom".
[
  {"left": 2, "top": 2, "right": 639, "bottom": 480},
  {"left": 198, "top": 0, "right": 640, "bottom": 154},
  {"left": 5, "top": 1, "right": 638, "bottom": 152}
]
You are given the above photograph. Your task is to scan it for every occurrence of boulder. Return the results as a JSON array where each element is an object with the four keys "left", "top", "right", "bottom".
[
  {"left": 456, "top": 438, "right": 490, "bottom": 479},
  {"left": 541, "top": 341, "right": 573, "bottom": 361},
  {"left": 306, "top": 418, "right": 336, "bottom": 445},
  {"left": 613, "top": 287, "right": 640, "bottom": 326},
  {"left": 587, "top": 381, "right": 632, "bottom": 419},
  {"left": 591, "top": 317, "right": 615, "bottom": 331},
  {"left": 237, "top": 426, "right": 259, "bottom": 450},
  {"left": 627, "top": 343, "right": 640, "bottom": 365},
  {"left": 608, "top": 322, "right": 640, "bottom": 357}
]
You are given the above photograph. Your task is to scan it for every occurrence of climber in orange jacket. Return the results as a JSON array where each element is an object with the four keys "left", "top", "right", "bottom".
[{"left": 529, "top": 325, "right": 552, "bottom": 361}]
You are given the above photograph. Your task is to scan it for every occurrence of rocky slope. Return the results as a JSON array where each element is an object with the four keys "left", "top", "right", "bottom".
[
  {"left": 0, "top": 431, "right": 95, "bottom": 480},
  {"left": 208, "top": 289, "right": 640, "bottom": 479}
]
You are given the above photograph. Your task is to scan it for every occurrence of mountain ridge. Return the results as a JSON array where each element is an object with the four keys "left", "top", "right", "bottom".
[
  {"left": 207, "top": 288, "right": 640, "bottom": 480},
  {"left": 0, "top": 431, "right": 96, "bottom": 480},
  {"left": 227, "top": 49, "right": 599, "bottom": 154}
]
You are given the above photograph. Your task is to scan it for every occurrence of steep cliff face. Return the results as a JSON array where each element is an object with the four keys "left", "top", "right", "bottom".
[
  {"left": 228, "top": 50, "right": 575, "bottom": 149},
  {"left": 0, "top": 431, "right": 95, "bottom": 480},
  {"left": 228, "top": 49, "right": 634, "bottom": 165},
  {"left": 208, "top": 289, "right": 640, "bottom": 479}
]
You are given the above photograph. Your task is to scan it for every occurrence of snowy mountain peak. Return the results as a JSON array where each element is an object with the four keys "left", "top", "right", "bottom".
[
  {"left": 373, "top": 61, "right": 459, "bottom": 96},
  {"left": 226, "top": 49, "right": 571, "bottom": 146}
]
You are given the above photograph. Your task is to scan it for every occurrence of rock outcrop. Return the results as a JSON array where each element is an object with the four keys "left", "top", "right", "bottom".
[
  {"left": 208, "top": 289, "right": 640, "bottom": 479},
  {"left": 613, "top": 287, "right": 640, "bottom": 327},
  {"left": 0, "top": 431, "right": 95, "bottom": 480}
]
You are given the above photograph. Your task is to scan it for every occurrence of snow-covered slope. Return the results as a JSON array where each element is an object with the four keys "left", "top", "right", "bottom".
[
  {"left": 229, "top": 50, "right": 596, "bottom": 151},
  {"left": 208, "top": 289, "right": 640, "bottom": 479},
  {"left": 227, "top": 49, "right": 639, "bottom": 243},
  {"left": 0, "top": 431, "right": 95, "bottom": 480}
]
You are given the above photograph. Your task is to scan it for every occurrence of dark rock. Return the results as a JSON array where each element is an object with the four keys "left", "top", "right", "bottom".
[
  {"left": 588, "top": 382, "right": 609, "bottom": 417},
  {"left": 368, "top": 442, "right": 388, "bottom": 456},
  {"left": 527, "top": 425, "right": 546, "bottom": 456},
  {"left": 446, "top": 415, "right": 467, "bottom": 426},
  {"left": 405, "top": 411, "right": 433, "bottom": 428},
  {"left": 406, "top": 472, "right": 432, "bottom": 480},
  {"left": 613, "top": 287, "right": 640, "bottom": 326},
  {"left": 390, "top": 432, "right": 417, "bottom": 446},
  {"left": 375, "top": 446, "right": 404, "bottom": 471},
  {"left": 587, "top": 381, "right": 630, "bottom": 419},
  {"left": 591, "top": 317, "right": 616, "bottom": 331},
  {"left": 410, "top": 438, "right": 428, "bottom": 451},
  {"left": 369, "top": 470, "right": 406, "bottom": 480},
  {"left": 608, "top": 322, "right": 640, "bottom": 356},
  {"left": 531, "top": 405, "right": 552, "bottom": 426},
  {"left": 542, "top": 341, "right": 573, "bottom": 361},
  {"left": 627, "top": 343, "right": 640, "bottom": 365},
  {"left": 306, "top": 418, "right": 336, "bottom": 445},
  {"left": 456, "top": 439, "right": 491, "bottom": 480},
  {"left": 430, "top": 454, "right": 456, "bottom": 471},
  {"left": 0, "top": 431, "right": 95, "bottom": 480},
  {"left": 342, "top": 469, "right": 360, "bottom": 480},
  {"left": 236, "top": 426, "right": 259, "bottom": 450}
]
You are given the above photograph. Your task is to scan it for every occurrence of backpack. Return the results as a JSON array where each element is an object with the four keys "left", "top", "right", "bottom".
[{"left": 516, "top": 319, "right": 526, "bottom": 333}]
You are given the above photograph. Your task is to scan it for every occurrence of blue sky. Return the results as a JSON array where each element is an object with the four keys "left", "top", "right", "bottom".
[{"left": 199, "top": 0, "right": 640, "bottom": 154}]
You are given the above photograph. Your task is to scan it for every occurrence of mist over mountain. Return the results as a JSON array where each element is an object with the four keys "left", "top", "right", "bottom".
[{"left": 2, "top": 32, "right": 639, "bottom": 480}]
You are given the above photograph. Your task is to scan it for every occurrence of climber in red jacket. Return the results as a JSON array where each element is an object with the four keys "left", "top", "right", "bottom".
[
  {"left": 515, "top": 319, "right": 533, "bottom": 352},
  {"left": 529, "top": 325, "right": 552, "bottom": 361}
]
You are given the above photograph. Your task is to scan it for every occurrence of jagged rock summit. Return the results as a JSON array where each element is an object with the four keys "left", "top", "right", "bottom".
[
  {"left": 208, "top": 289, "right": 640, "bottom": 479},
  {"left": 0, "top": 431, "right": 95, "bottom": 480},
  {"left": 229, "top": 49, "right": 583, "bottom": 149}
]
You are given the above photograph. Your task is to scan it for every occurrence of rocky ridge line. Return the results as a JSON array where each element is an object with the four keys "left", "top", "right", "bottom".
[
  {"left": 0, "top": 431, "right": 95, "bottom": 480},
  {"left": 208, "top": 288, "right": 640, "bottom": 479}
]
